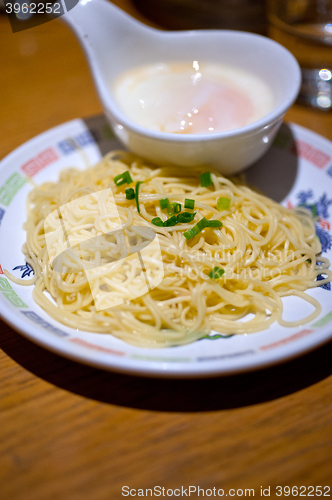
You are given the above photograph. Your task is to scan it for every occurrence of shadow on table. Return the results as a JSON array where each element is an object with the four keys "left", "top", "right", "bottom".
[{"left": 1, "top": 323, "right": 332, "bottom": 412}]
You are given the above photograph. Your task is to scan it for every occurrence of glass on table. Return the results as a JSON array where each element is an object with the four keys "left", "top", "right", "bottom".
[{"left": 268, "top": 0, "right": 332, "bottom": 110}]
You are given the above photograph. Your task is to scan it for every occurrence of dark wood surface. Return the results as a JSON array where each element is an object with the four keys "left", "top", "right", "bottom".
[{"left": 1, "top": 4, "right": 332, "bottom": 499}]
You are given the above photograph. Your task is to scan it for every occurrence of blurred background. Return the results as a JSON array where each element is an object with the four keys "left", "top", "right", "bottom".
[
  {"left": 132, "top": 0, "right": 332, "bottom": 110},
  {"left": 1, "top": 0, "right": 331, "bottom": 109},
  {"left": 132, "top": 0, "right": 267, "bottom": 33}
]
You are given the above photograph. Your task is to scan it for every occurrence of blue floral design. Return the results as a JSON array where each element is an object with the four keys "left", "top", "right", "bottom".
[
  {"left": 296, "top": 191, "right": 332, "bottom": 292},
  {"left": 315, "top": 225, "right": 332, "bottom": 253},
  {"left": 13, "top": 263, "right": 34, "bottom": 279},
  {"left": 316, "top": 193, "right": 332, "bottom": 219},
  {"left": 297, "top": 189, "right": 314, "bottom": 205},
  {"left": 297, "top": 191, "right": 332, "bottom": 219},
  {"left": 316, "top": 274, "right": 331, "bottom": 291}
]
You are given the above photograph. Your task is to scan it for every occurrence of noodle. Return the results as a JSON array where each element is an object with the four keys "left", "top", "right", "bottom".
[{"left": 15, "top": 151, "right": 332, "bottom": 347}]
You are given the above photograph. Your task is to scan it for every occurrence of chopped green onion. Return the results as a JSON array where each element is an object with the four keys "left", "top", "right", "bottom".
[
  {"left": 205, "top": 220, "right": 223, "bottom": 228},
  {"left": 170, "top": 202, "right": 181, "bottom": 214},
  {"left": 164, "top": 215, "right": 179, "bottom": 227},
  {"left": 135, "top": 181, "right": 143, "bottom": 214},
  {"left": 151, "top": 217, "right": 164, "bottom": 227},
  {"left": 183, "top": 227, "right": 198, "bottom": 240},
  {"left": 152, "top": 212, "right": 197, "bottom": 228},
  {"left": 200, "top": 172, "right": 213, "bottom": 188},
  {"left": 166, "top": 202, "right": 181, "bottom": 216},
  {"left": 183, "top": 217, "right": 208, "bottom": 240},
  {"left": 159, "top": 198, "right": 169, "bottom": 210},
  {"left": 183, "top": 217, "right": 223, "bottom": 239},
  {"left": 184, "top": 198, "right": 195, "bottom": 210},
  {"left": 195, "top": 218, "right": 208, "bottom": 231},
  {"left": 209, "top": 266, "right": 225, "bottom": 279},
  {"left": 114, "top": 170, "right": 133, "bottom": 186},
  {"left": 125, "top": 188, "right": 135, "bottom": 200},
  {"left": 177, "top": 212, "right": 196, "bottom": 223},
  {"left": 217, "top": 197, "right": 231, "bottom": 211}
]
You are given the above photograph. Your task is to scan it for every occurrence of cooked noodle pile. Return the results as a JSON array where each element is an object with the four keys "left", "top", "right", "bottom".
[{"left": 12, "top": 151, "right": 332, "bottom": 347}]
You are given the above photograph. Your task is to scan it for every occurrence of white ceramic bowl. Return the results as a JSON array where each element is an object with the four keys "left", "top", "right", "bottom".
[{"left": 63, "top": 0, "right": 301, "bottom": 174}]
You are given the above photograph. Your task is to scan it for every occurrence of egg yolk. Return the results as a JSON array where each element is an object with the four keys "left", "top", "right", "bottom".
[{"left": 158, "top": 78, "right": 255, "bottom": 134}]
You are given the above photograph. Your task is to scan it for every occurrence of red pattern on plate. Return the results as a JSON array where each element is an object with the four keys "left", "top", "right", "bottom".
[
  {"left": 291, "top": 140, "right": 330, "bottom": 169},
  {"left": 21, "top": 147, "right": 59, "bottom": 177},
  {"left": 320, "top": 219, "right": 331, "bottom": 231},
  {"left": 259, "top": 329, "right": 314, "bottom": 351},
  {"left": 70, "top": 338, "right": 125, "bottom": 356}
]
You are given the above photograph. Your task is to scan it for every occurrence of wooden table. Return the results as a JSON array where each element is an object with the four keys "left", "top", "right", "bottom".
[{"left": 1, "top": 4, "right": 332, "bottom": 499}]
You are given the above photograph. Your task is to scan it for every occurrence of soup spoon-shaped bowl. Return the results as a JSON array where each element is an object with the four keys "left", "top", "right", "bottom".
[{"left": 63, "top": 0, "right": 301, "bottom": 175}]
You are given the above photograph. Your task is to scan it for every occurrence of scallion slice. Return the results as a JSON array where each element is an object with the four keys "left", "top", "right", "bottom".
[
  {"left": 171, "top": 202, "right": 181, "bottom": 214},
  {"left": 184, "top": 198, "right": 195, "bottom": 210},
  {"left": 159, "top": 198, "right": 169, "bottom": 210},
  {"left": 183, "top": 227, "right": 197, "bottom": 240},
  {"left": 195, "top": 218, "right": 208, "bottom": 231},
  {"left": 114, "top": 170, "right": 133, "bottom": 186},
  {"left": 135, "top": 181, "right": 143, "bottom": 214},
  {"left": 209, "top": 266, "right": 225, "bottom": 279},
  {"left": 200, "top": 172, "right": 213, "bottom": 188},
  {"left": 177, "top": 212, "right": 196, "bottom": 223},
  {"left": 165, "top": 202, "right": 181, "bottom": 216},
  {"left": 183, "top": 217, "right": 207, "bottom": 240},
  {"left": 183, "top": 217, "right": 223, "bottom": 239},
  {"left": 217, "top": 197, "right": 231, "bottom": 211},
  {"left": 164, "top": 215, "right": 179, "bottom": 227},
  {"left": 205, "top": 220, "right": 223, "bottom": 228},
  {"left": 125, "top": 188, "right": 135, "bottom": 200},
  {"left": 151, "top": 217, "right": 164, "bottom": 227}
]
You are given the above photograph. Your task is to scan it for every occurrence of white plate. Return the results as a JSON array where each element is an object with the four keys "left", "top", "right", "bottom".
[{"left": 0, "top": 116, "right": 332, "bottom": 378}]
